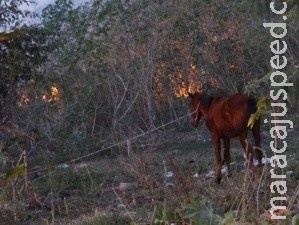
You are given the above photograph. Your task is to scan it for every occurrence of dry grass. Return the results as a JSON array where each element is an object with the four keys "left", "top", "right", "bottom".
[{"left": 0, "top": 128, "right": 298, "bottom": 225}]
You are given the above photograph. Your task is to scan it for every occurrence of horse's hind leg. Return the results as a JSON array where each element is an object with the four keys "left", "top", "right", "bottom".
[
  {"left": 252, "top": 118, "right": 263, "bottom": 165},
  {"left": 239, "top": 132, "right": 253, "bottom": 166},
  {"left": 212, "top": 135, "right": 222, "bottom": 184},
  {"left": 223, "top": 138, "right": 231, "bottom": 177}
]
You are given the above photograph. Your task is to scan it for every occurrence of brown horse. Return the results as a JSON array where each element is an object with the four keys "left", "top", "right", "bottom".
[{"left": 188, "top": 92, "right": 262, "bottom": 184}]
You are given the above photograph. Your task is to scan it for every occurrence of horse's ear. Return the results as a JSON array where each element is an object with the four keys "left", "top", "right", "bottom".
[{"left": 188, "top": 92, "right": 193, "bottom": 99}]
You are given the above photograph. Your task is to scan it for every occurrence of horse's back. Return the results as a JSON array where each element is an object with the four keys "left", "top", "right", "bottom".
[
  {"left": 208, "top": 93, "right": 257, "bottom": 137},
  {"left": 227, "top": 92, "right": 257, "bottom": 116}
]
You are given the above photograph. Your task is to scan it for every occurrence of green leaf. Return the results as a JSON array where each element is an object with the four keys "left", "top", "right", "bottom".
[
  {"left": 220, "top": 211, "right": 235, "bottom": 225},
  {"left": 5, "top": 164, "right": 25, "bottom": 181},
  {"left": 257, "top": 96, "right": 270, "bottom": 111},
  {"left": 248, "top": 96, "right": 270, "bottom": 128},
  {"left": 247, "top": 114, "right": 256, "bottom": 129},
  {"left": 292, "top": 214, "right": 299, "bottom": 225}
]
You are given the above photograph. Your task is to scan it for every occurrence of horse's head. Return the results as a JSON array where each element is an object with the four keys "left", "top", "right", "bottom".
[{"left": 188, "top": 92, "right": 202, "bottom": 127}]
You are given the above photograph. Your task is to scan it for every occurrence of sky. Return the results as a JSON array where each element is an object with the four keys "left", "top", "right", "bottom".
[
  {"left": 29, "top": 0, "right": 88, "bottom": 13},
  {"left": 22, "top": 0, "right": 89, "bottom": 24}
]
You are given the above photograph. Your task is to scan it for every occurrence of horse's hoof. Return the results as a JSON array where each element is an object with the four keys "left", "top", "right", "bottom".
[{"left": 216, "top": 176, "right": 222, "bottom": 184}]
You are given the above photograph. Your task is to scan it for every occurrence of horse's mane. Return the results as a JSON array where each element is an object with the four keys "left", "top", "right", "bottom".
[{"left": 199, "top": 94, "right": 214, "bottom": 109}]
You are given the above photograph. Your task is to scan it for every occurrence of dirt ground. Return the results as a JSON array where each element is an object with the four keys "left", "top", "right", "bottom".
[{"left": 1, "top": 123, "right": 299, "bottom": 225}]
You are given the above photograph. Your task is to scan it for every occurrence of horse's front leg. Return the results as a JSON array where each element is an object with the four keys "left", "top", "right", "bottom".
[
  {"left": 212, "top": 135, "right": 222, "bottom": 184},
  {"left": 223, "top": 137, "right": 231, "bottom": 177}
]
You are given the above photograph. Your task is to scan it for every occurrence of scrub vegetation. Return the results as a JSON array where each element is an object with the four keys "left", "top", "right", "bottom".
[{"left": 0, "top": 0, "right": 298, "bottom": 224}]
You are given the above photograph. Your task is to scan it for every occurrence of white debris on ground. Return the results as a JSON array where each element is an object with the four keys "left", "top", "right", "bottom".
[
  {"left": 165, "top": 171, "right": 174, "bottom": 177},
  {"left": 56, "top": 163, "right": 88, "bottom": 170},
  {"left": 193, "top": 172, "right": 199, "bottom": 178},
  {"left": 119, "top": 182, "right": 134, "bottom": 191},
  {"left": 202, "top": 165, "right": 228, "bottom": 178},
  {"left": 253, "top": 157, "right": 271, "bottom": 166},
  {"left": 164, "top": 171, "right": 174, "bottom": 187},
  {"left": 194, "top": 157, "right": 288, "bottom": 180},
  {"left": 204, "top": 170, "right": 215, "bottom": 178},
  {"left": 75, "top": 163, "right": 88, "bottom": 169},
  {"left": 57, "top": 163, "right": 70, "bottom": 169},
  {"left": 56, "top": 159, "right": 293, "bottom": 188}
]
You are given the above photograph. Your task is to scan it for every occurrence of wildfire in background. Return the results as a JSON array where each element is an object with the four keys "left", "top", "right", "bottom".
[
  {"left": 18, "top": 84, "right": 60, "bottom": 106},
  {"left": 42, "top": 85, "right": 60, "bottom": 103},
  {"left": 177, "top": 63, "right": 203, "bottom": 98},
  {"left": 154, "top": 62, "right": 219, "bottom": 101},
  {"left": 19, "top": 64, "right": 220, "bottom": 106},
  {"left": 19, "top": 92, "right": 30, "bottom": 106}
]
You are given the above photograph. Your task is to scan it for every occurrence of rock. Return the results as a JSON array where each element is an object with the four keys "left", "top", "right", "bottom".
[
  {"left": 119, "top": 182, "right": 134, "bottom": 191},
  {"left": 165, "top": 171, "right": 173, "bottom": 177},
  {"left": 57, "top": 164, "right": 69, "bottom": 170},
  {"left": 117, "top": 203, "right": 126, "bottom": 210},
  {"left": 75, "top": 163, "right": 88, "bottom": 169},
  {"left": 205, "top": 170, "right": 215, "bottom": 178}
]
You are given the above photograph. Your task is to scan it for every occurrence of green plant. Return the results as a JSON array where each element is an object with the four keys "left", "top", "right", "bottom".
[
  {"left": 81, "top": 213, "right": 132, "bottom": 225},
  {"left": 31, "top": 169, "right": 96, "bottom": 195},
  {"left": 152, "top": 205, "right": 178, "bottom": 225},
  {"left": 179, "top": 199, "right": 224, "bottom": 225},
  {"left": 292, "top": 214, "right": 299, "bottom": 225},
  {"left": 248, "top": 96, "right": 270, "bottom": 129}
]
